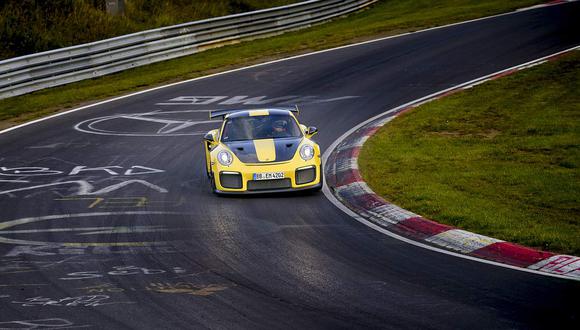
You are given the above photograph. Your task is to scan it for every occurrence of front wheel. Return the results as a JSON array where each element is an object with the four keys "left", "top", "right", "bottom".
[
  {"left": 316, "top": 164, "right": 324, "bottom": 191},
  {"left": 208, "top": 172, "right": 217, "bottom": 194}
]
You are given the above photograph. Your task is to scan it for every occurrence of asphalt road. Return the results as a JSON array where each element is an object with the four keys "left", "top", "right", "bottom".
[{"left": 0, "top": 3, "right": 579, "bottom": 329}]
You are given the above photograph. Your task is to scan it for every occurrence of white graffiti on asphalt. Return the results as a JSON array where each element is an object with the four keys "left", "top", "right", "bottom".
[
  {"left": 0, "top": 212, "right": 185, "bottom": 248},
  {"left": 60, "top": 265, "right": 184, "bottom": 280},
  {"left": 0, "top": 318, "right": 90, "bottom": 329},
  {"left": 75, "top": 95, "right": 360, "bottom": 137},
  {"left": 4, "top": 244, "right": 179, "bottom": 257},
  {"left": 0, "top": 165, "right": 164, "bottom": 177},
  {"left": 0, "top": 167, "right": 62, "bottom": 177},
  {"left": 155, "top": 95, "right": 360, "bottom": 105},
  {"left": 0, "top": 180, "right": 167, "bottom": 197},
  {"left": 74, "top": 110, "right": 218, "bottom": 137},
  {"left": 11, "top": 295, "right": 135, "bottom": 307},
  {"left": 0, "top": 165, "right": 167, "bottom": 197}
]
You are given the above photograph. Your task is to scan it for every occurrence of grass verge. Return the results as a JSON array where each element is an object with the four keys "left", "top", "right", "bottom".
[
  {"left": 0, "top": 0, "right": 543, "bottom": 129},
  {"left": 359, "top": 51, "right": 580, "bottom": 255},
  {"left": 0, "top": 0, "right": 299, "bottom": 59}
]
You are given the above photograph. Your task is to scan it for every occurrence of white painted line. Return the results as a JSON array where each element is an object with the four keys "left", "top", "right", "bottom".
[
  {"left": 0, "top": 1, "right": 575, "bottom": 136},
  {"left": 322, "top": 45, "right": 580, "bottom": 281}
]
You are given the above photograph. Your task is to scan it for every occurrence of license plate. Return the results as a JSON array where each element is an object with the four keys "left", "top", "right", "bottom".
[{"left": 253, "top": 172, "right": 284, "bottom": 180}]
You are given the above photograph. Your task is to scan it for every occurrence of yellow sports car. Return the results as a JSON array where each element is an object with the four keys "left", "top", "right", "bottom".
[{"left": 203, "top": 107, "right": 322, "bottom": 194}]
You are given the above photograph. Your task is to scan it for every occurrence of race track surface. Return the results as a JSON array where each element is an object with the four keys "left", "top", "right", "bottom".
[{"left": 1, "top": 3, "right": 579, "bottom": 329}]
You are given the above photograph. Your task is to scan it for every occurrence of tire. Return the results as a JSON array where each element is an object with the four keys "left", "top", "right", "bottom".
[
  {"left": 208, "top": 172, "right": 217, "bottom": 194},
  {"left": 316, "top": 164, "right": 324, "bottom": 191},
  {"left": 309, "top": 165, "right": 323, "bottom": 193}
]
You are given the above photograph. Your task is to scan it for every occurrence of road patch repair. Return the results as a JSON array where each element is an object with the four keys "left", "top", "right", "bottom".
[{"left": 323, "top": 46, "right": 580, "bottom": 280}]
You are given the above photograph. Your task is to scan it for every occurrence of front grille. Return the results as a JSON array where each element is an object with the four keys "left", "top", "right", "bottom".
[
  {"left": 296, "top": 166, "right": 316, "bottom": 185},
  {"left": 219, "top": 172, "right": 242, "bottom": 189},
  {"left": 247, "top": 178, "right": 291, "bottom": 191}
]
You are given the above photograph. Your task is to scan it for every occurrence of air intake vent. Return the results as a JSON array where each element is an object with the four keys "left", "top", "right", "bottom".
[
  {"left": 296, "top": 166, "right": 316, "bottom": 185},
  {"left": 247, "top": 178, "right": 291, "bottom": 191},
  {"left": 219, "top": 172, "right": 242, "bottom": 189}
]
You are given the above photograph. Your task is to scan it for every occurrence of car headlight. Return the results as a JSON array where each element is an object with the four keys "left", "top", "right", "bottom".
[
  {"left": 299, "top": 144, "right": 314, "bottom": 160},
  {"left": 217, "top": 150, "right": 233, "bottom": 166}
]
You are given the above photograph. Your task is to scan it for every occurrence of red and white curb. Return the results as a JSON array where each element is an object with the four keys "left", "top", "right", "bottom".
[{"left": 323, "top": 46, "right": 580, "bottom": 280}]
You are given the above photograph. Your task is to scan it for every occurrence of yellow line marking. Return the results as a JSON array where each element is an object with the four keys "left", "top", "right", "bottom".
[
  {"left": 146, "top": 283, "right": 230, "bottom": 296},
  {"left": 55, "top": 197, "right": 104, "bottom": 208},
  {"left": 98, "top": 197, "right": 148, "bottom": 208},
  {"left": 56, "top": 196, "right": 183, "bottom": 208}
]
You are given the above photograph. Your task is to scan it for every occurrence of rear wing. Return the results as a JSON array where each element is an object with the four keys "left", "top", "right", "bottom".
[{"left": 209, "top": 106, "right": 299, "bottom": 120}]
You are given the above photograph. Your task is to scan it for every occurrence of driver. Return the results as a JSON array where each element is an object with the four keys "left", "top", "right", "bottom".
[{"left": 271, "top": 119, "right": 288, "bottom": 137}]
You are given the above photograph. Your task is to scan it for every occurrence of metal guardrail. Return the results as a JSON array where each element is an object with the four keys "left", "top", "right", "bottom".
[{"left": 0, "top": 0, "right": 377, "bottom": 99}]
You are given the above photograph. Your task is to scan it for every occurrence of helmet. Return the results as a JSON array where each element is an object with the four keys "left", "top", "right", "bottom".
[{"left": 273, "top": 119, "right": 287, "bottom": 129}]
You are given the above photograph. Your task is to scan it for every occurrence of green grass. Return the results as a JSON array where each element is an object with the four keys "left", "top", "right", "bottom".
[
  {"left": 0, "top": 0, "right": 299, "bottom": 59},
  {"left": 359, "top": 51, "right": 580, "bottom": 255},
  {"left": 0, "top": 0, "right": 543, "bottom": 128}
]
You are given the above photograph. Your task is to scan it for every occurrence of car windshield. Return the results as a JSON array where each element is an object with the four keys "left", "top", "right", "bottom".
[{"left": 221, "top": 114, "right": 302, "bottom": 142}]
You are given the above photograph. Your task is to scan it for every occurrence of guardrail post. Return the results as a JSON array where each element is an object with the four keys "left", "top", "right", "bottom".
[{"left": 106, "top": 0, "right": 125, "bottom": 16}]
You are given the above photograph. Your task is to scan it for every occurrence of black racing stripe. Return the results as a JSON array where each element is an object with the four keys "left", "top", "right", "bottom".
[
  {"left": 274, "top": 137, "right": 302, "bottom": 162},
  {"left": 225, "top": 137, "right": 302, "bottom": 163},
  {"left": 224, "top": 141, "right": 258, "bottom": 163}
]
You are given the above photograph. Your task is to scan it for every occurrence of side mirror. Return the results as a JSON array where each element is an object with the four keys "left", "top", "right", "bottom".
[
  {"left": 306, "top": 126, "right": 318, "bottom": 137},
  {"left": 203, "top": 132, "right": 215, "bottom": 143},
  {"left": 204, "top": 129, "right": 219, "bottom": 144}
]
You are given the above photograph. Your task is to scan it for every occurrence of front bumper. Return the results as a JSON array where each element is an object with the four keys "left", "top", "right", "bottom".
[
  {"left": 214, "top": 180, "right": 322, "bottom": 195},
  {"left": 212, "top": 161, "right": 322, "bottom": 194}
]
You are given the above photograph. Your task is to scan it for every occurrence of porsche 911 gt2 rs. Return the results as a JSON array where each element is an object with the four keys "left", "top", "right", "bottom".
[{"left": 203, "top": 107, "right": 322, "bottom": 194}]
